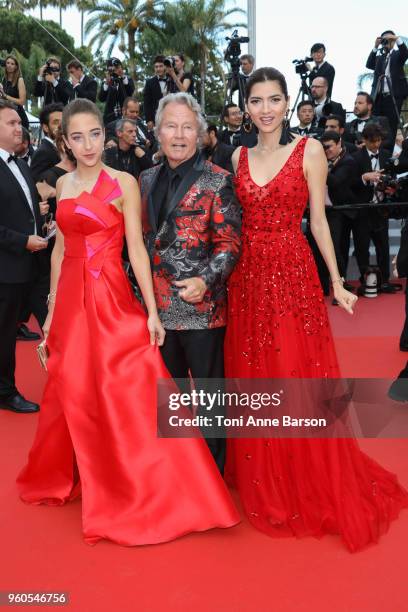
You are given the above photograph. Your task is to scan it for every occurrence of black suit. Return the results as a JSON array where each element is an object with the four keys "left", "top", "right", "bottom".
[
  {"left": 68, "top": 75, "right": 97, "bottom": 102},
  {"left": 308, "top": 61, "right": 335, "bottom": 97},
  {"left": 34, "top": 78, "right": 70, "bottom": 106},
  {"left": 30, "top": 139, "right": 60, "bottom": 183},
  {"left": 0, "top": 156, "right": 44, "bottom": 399},
  {"left": 143, "top": 76, "right": 168, "bottom": 124},
  {"left": 353, "top": 147, "right": 392, "bottom": 282},
  {"left": 344, "top": 115, "right": 393, "bottom": 150},
  {"left": 203, "top": 142, "right": 234, "bottom": 172},
  {"left": 219, "top": 127, "right": 257, "bottom": 148},
  {"left": 291, "top": 124, "right": 323, "bottom": 138},
  {"left": 99, "top": 77, "right": 135, "bottom": 125},
  {"left": 324, "top": 152, "right": 370, "bottom": 280},
  {"left": 366, "top": 41, "right": 408, "bottom": 139}
]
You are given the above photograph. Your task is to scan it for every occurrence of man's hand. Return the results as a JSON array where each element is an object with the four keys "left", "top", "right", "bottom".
[
  {"left": 363, "top": 170, "right": 383, "bottom": 183},
  {"left": 147, "top": 121, "right": 154, "bottom": 131},
  {"left": 174, "top": 277, "right": 207, "bottom": 303},
  {"left": 375, "top": 37, "right": 382, "bottom": 48},
  {"left": 38, "top": 64, "right": 47, "bottom": 77},
  {"left": 26, "top": 235, "right": 48, "bottom": 252},
  {"left": 44, "top": 72, "right": 56, "bottom": 84}
]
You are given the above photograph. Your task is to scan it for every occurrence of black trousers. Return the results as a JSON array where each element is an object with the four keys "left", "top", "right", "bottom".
[
  {"left": 0, "top": 282, "right": 26, "bottom": 398},
  {"left": 373, "top": 94, "right": 404, "bottom": 144},
  {"left": 328, "top": 210, "right": 371, "bottom": 282},
  {"left": 160, "top": 327, "right": 226, "bottom": 474},
  {"left": 19, "top": 253, "right": 50, "bottom": 328},
  {"left": 369, "top": 212, "right": 390, "bottom": 283}
]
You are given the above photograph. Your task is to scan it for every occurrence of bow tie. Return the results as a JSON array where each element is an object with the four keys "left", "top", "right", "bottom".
[
  {"left": 158, "top": 77, "right": 167, "bottom": 82},
  {"left": 7, "top": 154, "right": 18, "bottom": 164},
  {"left": 369, "top": 153, "right": 379, "bottom": 159},
  {"left": 357, "top": 119, "right": 367, "bottom": 125}
]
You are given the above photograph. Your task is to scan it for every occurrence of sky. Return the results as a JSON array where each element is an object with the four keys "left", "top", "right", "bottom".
[{"left": 29, "top": 0, "right": 408, "bottom": 112}]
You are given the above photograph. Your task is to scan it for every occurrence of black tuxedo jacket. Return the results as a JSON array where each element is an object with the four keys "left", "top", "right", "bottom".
[
  {"left": 327, "top": 152, "right": 359, "bottom": 212},
  {"left": 352, "top": 147, "right": 392, "bottom": 203},
  {"left": 366, "top": 42, "right": 408, "bottom": 100},
  {"left": 344, "top": 115, "right": 392, "bottom": 150},
  {"left": 99, "top": 77, "right": 135, "bottom": 125},
  {"left": 219, "top": 127, "right": 257, "bottom": 148},
  {"left": 143, "top": 76, "right": 167, "bottom": 124},
  {"left": 0, "top": 157, "right": 42, "bottom": 283},
  {"left": 30, "top": 139, "right": 60, "bottom": 183},
  {"left": 68, "top": 75, "right": 97, "bottom": 102},
  {"left": 33, "top": 78, "right": 70, "bottom": 106},
  {"left": 397, "top": 139, "right": 408, "bottom": 173},
  {"left": 308, "top": 61, "right": 335, "bottom": 97},
  {"left": 291, "top": 124, "right": 323, "bottom": 138}
]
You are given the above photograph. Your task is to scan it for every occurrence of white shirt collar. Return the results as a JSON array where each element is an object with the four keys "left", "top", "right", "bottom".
[{"left": 0, "top": 147, "right": 13, "bottom": 162}]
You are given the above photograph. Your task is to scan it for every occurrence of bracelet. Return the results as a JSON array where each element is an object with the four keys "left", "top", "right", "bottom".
[
  {"left": 47, "top": 291, "right": 56, "bottom": 305},
  {"left": 331, "top": 277, "right": 345, "bottom": 286}
]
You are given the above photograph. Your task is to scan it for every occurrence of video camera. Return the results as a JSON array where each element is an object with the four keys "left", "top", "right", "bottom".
[
  {"left": 376, "top": 158, "right": 408, "bottom": 199},
  {"left": 0, "top": 59, "right": 6, "bottom": 68},
  {"left": 224, "top": 29, "right": 250, "bottom": 71},
  {"left": 292, "top": 57, "right": 313, "bottom": 76}
]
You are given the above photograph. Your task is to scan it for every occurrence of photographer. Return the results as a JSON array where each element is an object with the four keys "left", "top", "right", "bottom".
[
  {"left": 98, "top": 58, "right": 135, "bottom": 125},
  {"left": 321, "top": 131, "right": 362, "bottom": 298},
  {"left": 366, "top": 31, "right": 408, "bottom": 143},
  {"left": 0, "top": 55, "right": 29, "bottom": 129},
  {"left": 292, "top": 100, "right": 321, "bottom": 137},
  {"left": 201, "top": 125, "right": 234, "bottom": 172},
  {"left": 105, "top": 97, "right": 152, "bottom": 148},
  {"left": 307, "top": 43, "right": 335, "bottom": 97},
  {"left": 219, "top": 103, "right": 257, "bottom": 148},
  {"left": 166, "top": 54, "right": 194, "bottom": 96},
  {"left": 352, "top": 123, "right": 395, "bottom": 292},
  {"left": 66, "top": 60, "right": 97, "bottom": 103},
  {"left": 30, "top": 103, "right": 63, "bottom": 182},
  {"left": 345, "top": 92, "right": 392, "bottom": 150},
  {"left": 311, "top": 76, "right": 345, "bottom": 128},
  {"left": 34, "top": 57, "right": 70, "bottom": 107},
  {"left": 143, "top": 56, "right": 169, "bottom": 129},
  {"left": 103, "top": 119, "right": 152, "bottom": 180},
  {"left": 325, "top": 114, "right": 357, "bottom": 154}
]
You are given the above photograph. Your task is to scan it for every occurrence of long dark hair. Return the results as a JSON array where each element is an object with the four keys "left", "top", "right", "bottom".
[
  {"left": 3, "top": 55, "right": 22, "bottom": 88},
  {"left": 245, "top": 67, "right": 289, "bottom": 102}
]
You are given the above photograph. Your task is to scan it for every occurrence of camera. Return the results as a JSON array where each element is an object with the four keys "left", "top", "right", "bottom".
[
  {"left": 0, "top": 59, "right": 6, "bottom": 68},
  {"left": 43, "top": 61, "right": 60, "bottom": 77},
  {"left": 164, "top": 56, "right": 175, "bottom": 69},
  {"left": 292, "top": 57, "right": 313, "bottom": 76},
  {"left": 106, "top": 58, "right": 123, "bottom": 84},
  {"left": 376, "top": 157, "right": 400, "bottom": 193},
  {"left": 224, "top": 29, "right": 250, "bottom": 70}
]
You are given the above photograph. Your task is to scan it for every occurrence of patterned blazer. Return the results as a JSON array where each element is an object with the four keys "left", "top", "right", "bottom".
[{"left": 139, "top": 156, "right": 241, "bottom": 330}]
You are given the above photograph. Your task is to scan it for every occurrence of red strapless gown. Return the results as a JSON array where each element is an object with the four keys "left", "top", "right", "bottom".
[
  {"left": 17, "top": 170, "right": 239, "bottom": 546},
  {"left": 225, "top": 141, "right": 408, "bottom": 551}
]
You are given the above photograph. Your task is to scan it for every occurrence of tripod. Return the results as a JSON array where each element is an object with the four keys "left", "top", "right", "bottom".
[
  {"left": 372, "top": 49, "right": 407, "bottom": 139},
  {"left": 288, "top": 73, "right": 313, "bottom": 124}
]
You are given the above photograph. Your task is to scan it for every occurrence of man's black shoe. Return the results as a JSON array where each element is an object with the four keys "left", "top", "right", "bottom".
[
  {"left": 380, "top": 283, "right": 398, "bottom": 294},
  {"left": 388, "top": 366, "right": 408, "bottom": 402},
  {"left": 399, "top": 342, "right": 408, "bottom": 352},
  {"left": 0, "top": 393, "right": 39, "bottom": 413},
  {"left": 17, "top": 323, "right": 41, "bottom": 342}
]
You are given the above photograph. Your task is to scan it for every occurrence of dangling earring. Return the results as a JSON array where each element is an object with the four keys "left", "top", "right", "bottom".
[
  {"left": 242, "top": 111, "right": 253, "bottom": 133},
  {"left": 279, "top": 109, "right": 294, "bottom": 145}
]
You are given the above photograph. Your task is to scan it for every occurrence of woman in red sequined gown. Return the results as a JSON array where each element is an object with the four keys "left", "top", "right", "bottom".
[
  {"left": 225, "top": 68, "right": 408, "bottom": 551},
  {"left": 17, "top": 99, "right": 239, "bottom": 546}
]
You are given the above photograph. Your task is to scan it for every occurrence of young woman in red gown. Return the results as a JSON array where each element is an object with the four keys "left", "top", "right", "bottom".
[
  {"left": 17, "top": 99, "right": 239, "bottom": 546},
  {"left": 225, "top": 67, "right": 408, "bottom": 552}
]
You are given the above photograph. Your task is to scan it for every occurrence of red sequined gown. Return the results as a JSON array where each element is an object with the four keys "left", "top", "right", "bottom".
[
  {"left": 225, "top": 140, "right": 408, "bottom": 551},
  {"left": 17, "top": 170, "right": 239, "bottom": 546}
]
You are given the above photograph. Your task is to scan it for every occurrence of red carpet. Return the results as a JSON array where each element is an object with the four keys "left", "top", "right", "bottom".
[{"left": 1, "top": 293, "right": 408, "bottom": 611}]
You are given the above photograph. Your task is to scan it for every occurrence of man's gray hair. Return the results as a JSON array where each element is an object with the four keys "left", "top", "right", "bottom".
[
  {"left": 115, "top": 118, "right": 136, "bottom": 133},
  {"left": 155, "top": 92, "right": 207, "bottom": 143}
]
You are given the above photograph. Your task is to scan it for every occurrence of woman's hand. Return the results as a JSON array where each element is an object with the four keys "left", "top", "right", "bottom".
[
  {"left": 42, "top": 309, "right": 54, "bottom": 339},
  {"left": 147, "top": 313, "right": 166, "bottom": 346},
  {"left": 333, "top": 284, "right": 358, "bottom": 314}
]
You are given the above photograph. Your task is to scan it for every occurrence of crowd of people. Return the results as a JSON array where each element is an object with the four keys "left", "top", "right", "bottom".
[{"left": 1, "top": 32, "right": 408, "bottom": 552}]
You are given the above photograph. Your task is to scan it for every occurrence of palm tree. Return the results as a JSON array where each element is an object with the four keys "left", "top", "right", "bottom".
[
  {"left": 85, "top": 0, "right": 163, "bottom": 85},
  {"left": 151, "top": 0, "right": 246, "bottom": 110},
  {"left": 76, "top": 0, "right": 95, "bottom": 47}
]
